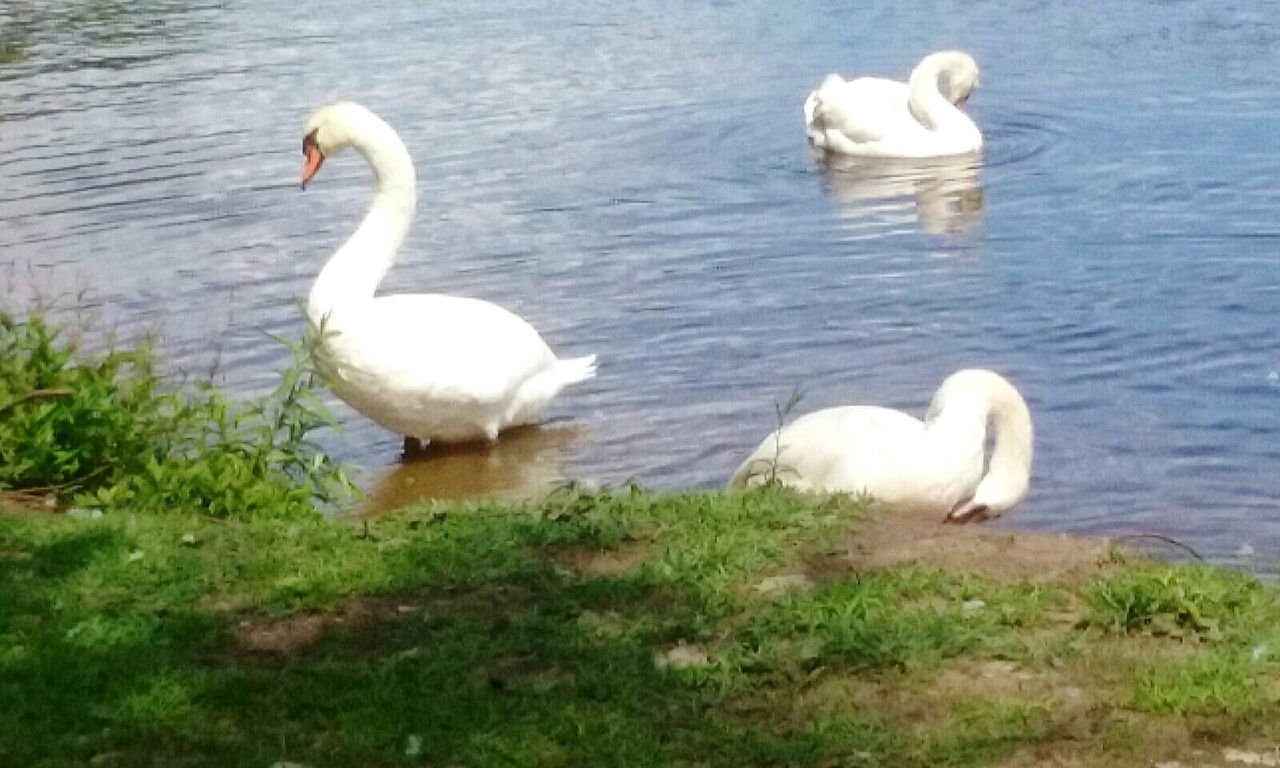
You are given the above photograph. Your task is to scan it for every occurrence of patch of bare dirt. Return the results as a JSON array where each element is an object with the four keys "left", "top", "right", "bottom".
[
  {"left": 227, "top": 584, "right": 537, "bottom": 656},
  {"left": 775, "top": 655, "right": 1235, "bottom": 767},
  {"left": 789, "top": 658, "right": 1084, "bottom": 730},
  {"left": 232, "top": 598, "right": 402, "bottom": 654},
  {"left": 654, "top": 642, "right": 712, "bottom": 671},
  {"left": 546, "top": 540, "right": 653, "bottom": 578},
  {"left": 814, "top": 504, "right": 1121, "bottom": 585},
  {"left": 479, "top": 655, "right": 574, "bottom": 691},
  {"left": 994, "top": 726, "right": 1277, "bottom": 768},
  {"left": 775, "top": 637, "right": 1275, "bottom": 768}
]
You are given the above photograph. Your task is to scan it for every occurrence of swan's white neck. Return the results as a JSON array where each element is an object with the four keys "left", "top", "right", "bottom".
[
  {"left": 924, "top": 369, "right": 1034, "bottom": 515},
  {"left": 907, "top": 52, "right": 982, "bottom": 152},
  {"left": 307, "top": 115, "right": 417, "bottom": 324}
]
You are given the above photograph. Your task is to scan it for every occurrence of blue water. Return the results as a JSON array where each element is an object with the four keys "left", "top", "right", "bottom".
[{"left": 2, "top": 0, "right": 1279, "bottom": 568}]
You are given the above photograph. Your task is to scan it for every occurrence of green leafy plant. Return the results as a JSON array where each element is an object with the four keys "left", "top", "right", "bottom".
[
  {"left": 0, "top": 311, "right": 354, "bottom": 517},
  {"left": 1081, "top": 564, "right": 1279, "bottom": 642},
  {"left": 1133, "top": 650, "right": 1273, "bottom": 716}
]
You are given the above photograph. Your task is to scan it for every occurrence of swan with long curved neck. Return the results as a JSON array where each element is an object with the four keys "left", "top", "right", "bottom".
[
  {"left": 298, "top": 102, "right": 596, "bottom": 445},
  {"left": 728, "top": 369, "right": 1033, "bottom": 523},
  {"left": 804, "top": 51, "right": 983, "bottom": 158}
]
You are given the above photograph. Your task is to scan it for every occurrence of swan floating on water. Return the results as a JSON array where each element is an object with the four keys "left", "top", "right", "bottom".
[
  {"left": 298, "top": 102, "right": 596, "bottom": 446},
  {"left": 728, "top": 369, "right": 1033, "bottom": 523},
  {"left": 804, "top": 51, "right": 983, "bottom": 158}
]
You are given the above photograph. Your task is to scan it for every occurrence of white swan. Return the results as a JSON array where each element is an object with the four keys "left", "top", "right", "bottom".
[
  {"left": 298, "top": 102, "right": 596, "bottom": 445},
  {"left": 804, "top": 51, "right": 983, "bottom": 158},
  {"left": 728, "top": 369, "right": 1033, "bottom": 523}
]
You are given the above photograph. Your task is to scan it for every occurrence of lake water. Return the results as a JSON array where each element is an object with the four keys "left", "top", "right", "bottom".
[{"left": 3, "top": 0, "right": 1279, "bottom": 568}]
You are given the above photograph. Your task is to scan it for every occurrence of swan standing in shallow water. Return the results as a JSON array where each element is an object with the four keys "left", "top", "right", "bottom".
[
  {"left": 804, "top": 51, "right": 983, "bottom": 158},
  {"left": 298, "top": 102, "right": 596, "bottom": 446},
  {"left": 728, "top": 369, "right": 1033, "bottom": 523}
]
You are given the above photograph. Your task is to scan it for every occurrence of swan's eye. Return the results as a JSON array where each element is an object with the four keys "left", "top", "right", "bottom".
[{"left": 302, "top": 130, "right": 319, "bottom": 156}]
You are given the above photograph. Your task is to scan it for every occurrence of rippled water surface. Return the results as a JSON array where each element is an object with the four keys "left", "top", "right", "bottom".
[{"left": 3, "top": 1, "right": 1279, "bottom": 566}]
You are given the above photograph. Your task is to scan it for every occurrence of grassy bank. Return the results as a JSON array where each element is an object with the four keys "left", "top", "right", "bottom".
[
  {"left": 3, "top": 489, "right": 1280, "bottom": 767},
  {"left": 3, "top": 312, "right": 1279, "bottom": 766}
]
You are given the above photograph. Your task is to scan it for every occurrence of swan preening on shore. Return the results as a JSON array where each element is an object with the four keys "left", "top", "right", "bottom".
[
  {"left": 299, "top": 102, "right": 595, "bottom": 446},
  {"left": 804, "top": 51, "right": 983, "bottom": 158},
  {"left": 728, "top": 369, "right": 1033, "bottom": 523}
]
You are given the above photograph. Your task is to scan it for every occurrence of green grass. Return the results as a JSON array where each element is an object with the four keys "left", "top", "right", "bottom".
[
  {"left": 0, "top": 489, "right": 870, "bottom": 767},
  {"left": 1081, "top": 563, "right": 1280, "bottom": 642},
  {"left": 1133, "top": 650, "right": 1272, "bottom": 717},
  {"left": 4, "top": 488, "right": 1280, "bottom": 766},
  {"left": 723, "top": 568, "right": 1060, "bottom": 685},
  {"left": 1080, "top": 564, "right": 1280, "bottom": 719}
]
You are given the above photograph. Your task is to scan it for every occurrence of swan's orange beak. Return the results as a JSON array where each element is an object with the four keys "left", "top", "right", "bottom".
[{"left": 300, "top": 135, "right": 324, "bottom": 190}]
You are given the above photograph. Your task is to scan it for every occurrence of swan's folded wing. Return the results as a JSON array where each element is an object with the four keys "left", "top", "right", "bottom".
[
  {"left": 731, "top": 405, "right": 927, "bottom": 492},
  {"left": 322, "top": 294, "right": 559, "bottom": 406},
  {"left": 808, "top": 76, "right": 920, "bottom": 146}
]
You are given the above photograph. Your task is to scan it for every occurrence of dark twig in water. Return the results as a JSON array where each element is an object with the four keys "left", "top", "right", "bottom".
[{"left": 1110, "top": 532, "right": 1204, "bottom": 561}]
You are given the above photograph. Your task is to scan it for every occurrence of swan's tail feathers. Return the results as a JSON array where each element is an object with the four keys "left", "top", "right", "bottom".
[
  {"left": 508, "top": 354, "right": 596, "bottom": 427},
  {"left": 804, "top": 75, "right": 844, "bottom": 141},
  {"left": 555, "top": 354, "right": 597, "bottom": 386}
]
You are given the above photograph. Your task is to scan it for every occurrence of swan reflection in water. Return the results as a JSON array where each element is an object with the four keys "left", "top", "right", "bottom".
[
  {"left": 813, "top": 152, "right": 985, "bottom": 236},
  {"left": 362, "top": 425, "right": 582, "bottom": 512}
]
